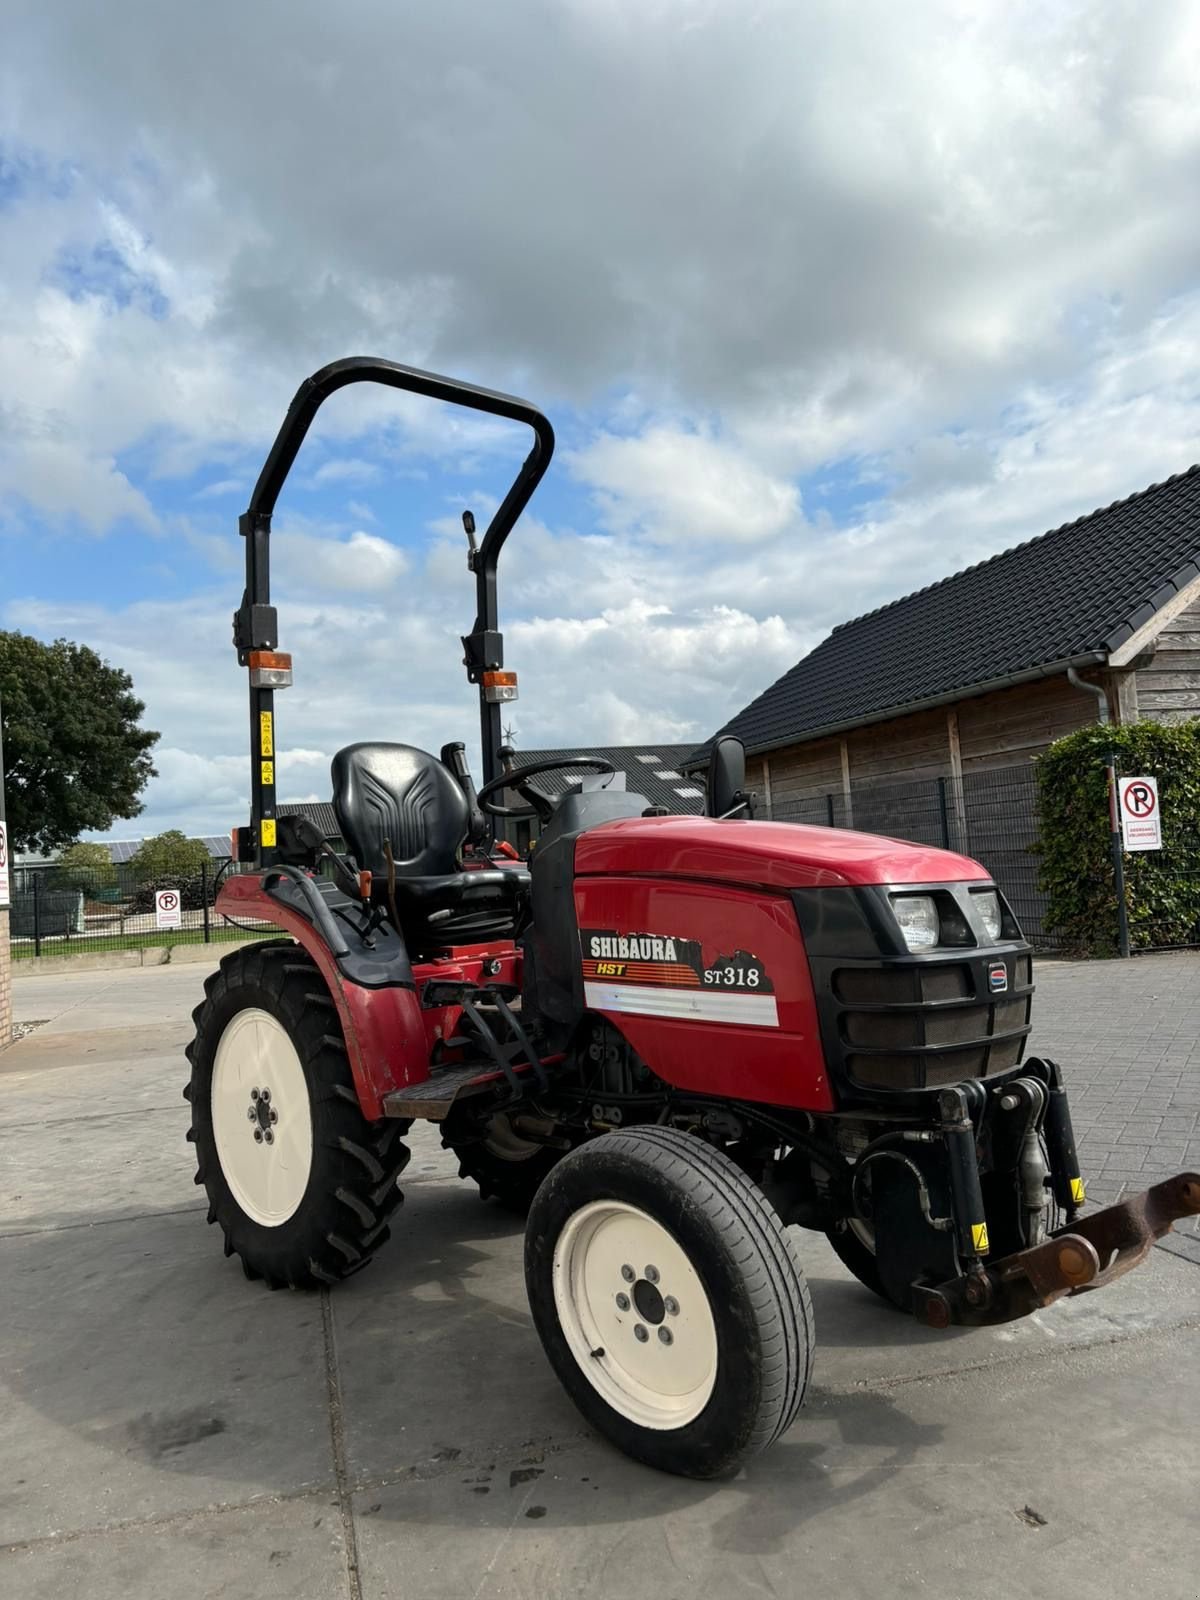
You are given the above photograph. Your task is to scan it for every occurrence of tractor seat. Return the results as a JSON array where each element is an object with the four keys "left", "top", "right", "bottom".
[{"left": 331, "top": 741, "right": 528, "bottom": 947}]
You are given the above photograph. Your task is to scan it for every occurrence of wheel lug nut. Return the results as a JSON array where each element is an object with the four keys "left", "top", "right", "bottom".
[
  {"left": 250, "top": 1088, "right": 260, "bottom": 1101},
  {"left": 260, "top": 1088, "right": 271, "bottom": 1103},
  {"left": 658, "top": 1327, "right": 673, "bottom": 1345},
  {"left": 264, "top": 1130, "right": 274, "bottom": 1145},
  {"left": 664, "top": 1296, "right": 679, "bottom": 1316},
  {"left": 253, "top": 1129, "right": 263, "bottom": 1143},
  {"left": 644, "top": 1265, "right": 660, "bottom": 1284},
  {"left": 247, "top": 1107, "right": 256, "bottom": 1121},
  {"left": 620, "top": 1264, "right": 635, "bottom": 1283},
  {"left": 634, "top": 1324, "right": 648, "bottom": 1343},
  {"left": 269, "top": 1109, "right": 279, "bottom": 1124},
  {"left": 615, "top": 1293, "right": 630, "bottom": 1311}
]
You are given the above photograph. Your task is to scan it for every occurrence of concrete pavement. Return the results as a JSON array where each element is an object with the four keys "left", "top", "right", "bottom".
[{"left": 2, "top": 957, "right": 1198, "bottom": 1598}]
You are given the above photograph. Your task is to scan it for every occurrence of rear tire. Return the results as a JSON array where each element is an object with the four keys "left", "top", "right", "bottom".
[
  {"left": 445, "top": 1111, "right": 566, "bottom": 1213},
  {"left": 525, "top": 1125, "right": 814, "bottom": 1478},
  {"left": 184, "top": 940, "right": 410, "bottom": 1289},
  {"left": 825, "top": 1219, "right": 905, "bottom": 1309}
]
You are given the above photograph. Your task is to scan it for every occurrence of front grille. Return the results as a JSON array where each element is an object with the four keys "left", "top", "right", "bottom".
[{"left": 836, "top": 954, "right": 1033, "bottom": 1092}]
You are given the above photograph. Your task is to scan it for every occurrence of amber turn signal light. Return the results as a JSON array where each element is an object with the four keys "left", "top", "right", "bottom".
[
  {"left": 248, "top": 650, "right": 294, "bottom": 688},
  {"left": 482, "top": 669, "right": 518, "bottom": 704}
]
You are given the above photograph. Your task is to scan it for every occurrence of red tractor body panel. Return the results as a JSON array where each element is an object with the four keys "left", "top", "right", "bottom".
[
  {"left": 216, "top": 874, "right": 521, "bottom": 1119},
  {"left": 220, "top": 815, "right": 992, "bottom": 1119},
  {"left": 571, "top": 816, "right": 990, "bottom": 1113},
  {"left": 574, "top": 814, "right": 990, "bottom": 889},
  {"left": 573, "top": 873, "right": 833, "bottom": 1111}
]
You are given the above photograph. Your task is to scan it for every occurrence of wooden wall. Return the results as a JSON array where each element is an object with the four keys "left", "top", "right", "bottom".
[
  {"left": 1134, "top": 594, "right": 1200, "bottom": 724},
  {"left": 758, "top": 671, "right": 1103, "bottom": 818},
  {"left": 956, "top": 676, "right": 1099, "bottom": 772}
]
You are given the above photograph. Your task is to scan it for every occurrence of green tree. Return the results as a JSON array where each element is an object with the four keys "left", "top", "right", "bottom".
[
  {"left": 55, "top": 841, "right": 117, "bottom": 894},
  {"left": 129, "top": 830, "right": 210, "bottom": 883},
  {"left": 0, "top": 632, "right": 159, "bottom": 854}
]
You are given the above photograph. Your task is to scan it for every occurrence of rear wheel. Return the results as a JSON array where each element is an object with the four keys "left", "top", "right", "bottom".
[
  {"left": 525, "top": 1125, "right": 814, "bottom": 1478},
  {"left": 185, "top": 941, "right": 410, "bottom": 1289},
  {"left": 825, "top": 1218, "right": 904, "bottom": 1308},
  {"left": 444, "top": 1111, "right": 567, "bottom": 1213}
]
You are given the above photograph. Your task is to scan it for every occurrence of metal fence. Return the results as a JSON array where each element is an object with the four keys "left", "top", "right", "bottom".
[
  {"left": 770, "top": 764, "right": 1055, "bottom": 944},
  {"left": 7, "top": 859, "right": 280, "bottom": 961}
]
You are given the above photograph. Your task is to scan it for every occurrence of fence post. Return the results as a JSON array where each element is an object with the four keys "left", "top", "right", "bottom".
[
  {"left": 937, "top": 777, "right": 951, "bottom": 850},
  {"left": 825, "top": 793, "right": 835, "bottom": 827},
  {"left": 202, "top": 860, "right": 211, "bottom": 943},
  {"left": 33, "top": 871, "right": 42, "bottom": 958}
]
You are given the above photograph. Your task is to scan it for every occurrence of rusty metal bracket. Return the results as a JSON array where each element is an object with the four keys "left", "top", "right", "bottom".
[{"left": 912, "top": 1171, "right": 1200, "bottom": 1329}]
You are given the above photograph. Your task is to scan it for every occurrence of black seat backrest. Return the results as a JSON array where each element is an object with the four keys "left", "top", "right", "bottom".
[{"left": 331, "top": 743, "right": 469, "bottom": 878}]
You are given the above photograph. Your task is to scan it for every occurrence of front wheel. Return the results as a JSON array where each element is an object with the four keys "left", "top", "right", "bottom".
[{"left": 525, "top": 1125, "right": 814, "bottom": 1478}]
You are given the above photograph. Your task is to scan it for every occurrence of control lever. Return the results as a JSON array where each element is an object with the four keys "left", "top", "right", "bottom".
[{"left": 441, "top": 740, "right": 491, "bottom": 848}]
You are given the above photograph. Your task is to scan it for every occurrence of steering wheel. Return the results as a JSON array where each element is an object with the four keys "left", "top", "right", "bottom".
[{"left": 476, "top": 756, "right": 617, "bottom": 822}]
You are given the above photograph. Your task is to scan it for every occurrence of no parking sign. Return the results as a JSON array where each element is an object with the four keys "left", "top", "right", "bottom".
[
  {"left": 1118, "top": 776, "right": 1162, "bottom": 851},
  {"left": 155, "top": 888, "right": 183, "bottom": 929}
]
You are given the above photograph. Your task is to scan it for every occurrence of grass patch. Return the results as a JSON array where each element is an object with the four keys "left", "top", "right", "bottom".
[{"left": 10, "top": 924, "right": 280, "bottom": 960}]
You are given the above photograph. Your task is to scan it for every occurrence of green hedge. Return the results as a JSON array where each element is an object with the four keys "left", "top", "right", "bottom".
[{"left": 1036, "top": 720, "right": 1200, "bottom": 955}]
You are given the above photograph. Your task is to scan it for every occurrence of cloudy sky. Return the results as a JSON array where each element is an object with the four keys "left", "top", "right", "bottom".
[{"left": 3, "top": 1, "right": 1199, "bottom": 839}]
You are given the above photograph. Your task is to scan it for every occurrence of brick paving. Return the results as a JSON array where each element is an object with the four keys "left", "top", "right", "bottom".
[{"left": 1028, "top": 950, "right": 1200, "bottom": 1264}]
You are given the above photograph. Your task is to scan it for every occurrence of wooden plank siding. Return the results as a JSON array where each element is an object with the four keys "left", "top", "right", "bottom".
[
  {"left": 1134, "top": 595, "right": 1200, "bottom": 724},
  {"left": 760, "top": 675, "right": 1099, "bottom": 802},
  {"left": 759, "top": 737, "right": 844, "bottom": 810},
  {"left": 956, "top": 675, "right": 1098, "bottom": 771}
]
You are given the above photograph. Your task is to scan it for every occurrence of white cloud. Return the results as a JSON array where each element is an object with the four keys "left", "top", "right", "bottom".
[
  {"left": 4, "top": 0, "right": 1200, "bottom": 835},
  {"left": 275, "top": 530, "right": 408, "bottom": 593},
  {"left": 0, "top": 438, "right": 157, "bottom": 533},
  {"left": 194, "top": 478, "right": 246, "bottom": 500},
  {"left": 570, "top": 426, "right": 802, "bottom": 544},
  {"left": 309, "top": 457, "right": 381, "bottom": 488}
]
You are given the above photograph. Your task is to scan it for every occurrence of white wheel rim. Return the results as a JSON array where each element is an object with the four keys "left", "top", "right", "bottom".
[
  {"left": 211, "top": 1008, "right": 314, "bottom": 1227},
  {"left": 848, "top": 1217, "right": 876, "bottom": 1254},
  {"left": 552, "top": 1200, "right": 718, "bottom": 1430},
  {"left": 484, "top": 1114, "right": 542, "bottom": 1163}
]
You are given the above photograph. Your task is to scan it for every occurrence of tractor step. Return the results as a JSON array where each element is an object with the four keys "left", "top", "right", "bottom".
[{"left": 381, "top": 1061, "right": 530, "bottom": 1121}]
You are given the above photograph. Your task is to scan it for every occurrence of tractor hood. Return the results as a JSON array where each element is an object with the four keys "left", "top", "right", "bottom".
[{"left": 573, "top": 814, "right": 990, "bottom": 890}]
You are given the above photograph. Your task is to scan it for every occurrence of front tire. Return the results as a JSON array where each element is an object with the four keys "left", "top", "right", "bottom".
[
  {"left": 525, "top": 1125, "right": 814, "bottom": 1478},
  {"left": 185, "top": 941, "right": 410, "bottom": 1289}
]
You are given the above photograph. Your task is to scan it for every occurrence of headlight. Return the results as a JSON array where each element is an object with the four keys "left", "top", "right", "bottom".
[
  {"left": 890, "top": 893, "right": 939, "bottom": 950},
  {"left": 974, "top": 889, "right": 1002, "bottom": 942}
]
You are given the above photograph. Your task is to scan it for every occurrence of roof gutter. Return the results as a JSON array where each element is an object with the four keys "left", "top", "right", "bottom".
[{"left": 690, "top": 650, "right": 1109, "bottom": 766}]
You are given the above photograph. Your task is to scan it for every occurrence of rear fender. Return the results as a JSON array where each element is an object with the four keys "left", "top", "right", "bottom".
[{"left": 216, "top": 875, "right": 425, "bottom": 1120}]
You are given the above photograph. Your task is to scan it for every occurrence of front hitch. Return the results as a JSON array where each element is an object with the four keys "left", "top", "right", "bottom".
[{"left": 912, "top": 1171, "right": 1200, "bottom": 1328}]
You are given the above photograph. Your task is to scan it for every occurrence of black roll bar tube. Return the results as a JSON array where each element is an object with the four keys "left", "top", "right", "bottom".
[{"left": 232, "top": 357, "right": 555, "bottom": 867}]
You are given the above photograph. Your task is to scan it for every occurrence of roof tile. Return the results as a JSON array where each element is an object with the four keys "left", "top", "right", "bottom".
[{"left": 703, "top": 465, "right": 1200, "bottom": 755}]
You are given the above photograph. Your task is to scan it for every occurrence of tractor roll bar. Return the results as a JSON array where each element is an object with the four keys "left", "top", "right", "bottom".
[{"left": 234, "top": 357, "right": 555, "bottom": 867}]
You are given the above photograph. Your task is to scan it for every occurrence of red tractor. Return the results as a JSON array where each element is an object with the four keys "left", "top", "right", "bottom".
[{"left": 186, "top": 358, "right": 1199, "bottom": 1479}]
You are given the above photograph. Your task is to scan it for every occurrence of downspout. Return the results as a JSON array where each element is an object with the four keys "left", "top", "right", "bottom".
[
  {"left": 1066, "top": 666, "right": 1109, "bottom": 726},
  {"left": 1066, "top": 668, "right": 1130, "bottom": 958}
]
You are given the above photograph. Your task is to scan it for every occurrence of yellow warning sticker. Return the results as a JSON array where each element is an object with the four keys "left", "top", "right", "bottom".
[
  {"left": 260, "top": 818, "right": 277, "bottom": 848},
  {"left": 971, "top": 1222, "right": 990, "bottom": 1254},
  {"left": 1070, "top": 1177, "right": 1086, "bottom": 1204},
  {"left": 259, "top": 711, "right": 274, "bottom": 757},
  {"left": 261, "top": 760, "right": 274, "bottom": 787}
]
